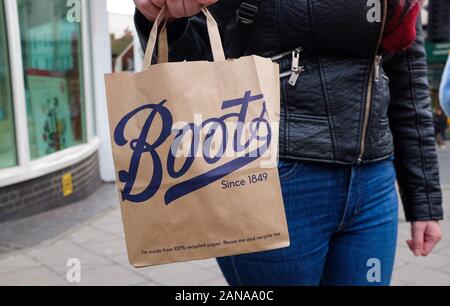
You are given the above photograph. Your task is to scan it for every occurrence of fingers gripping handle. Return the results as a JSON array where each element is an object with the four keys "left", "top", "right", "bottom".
[{"left": 142, "top": 5, "right": 225, "bottom": 71}]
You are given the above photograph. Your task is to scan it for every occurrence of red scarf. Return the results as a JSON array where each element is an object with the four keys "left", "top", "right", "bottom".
[{"left": 381, "top": 0, "right": 424, "bottom": 53}]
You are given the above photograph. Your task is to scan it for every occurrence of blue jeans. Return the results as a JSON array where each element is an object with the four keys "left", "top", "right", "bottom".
[{"left": 217, "top": 158, "right": 398, "bottom": 286}]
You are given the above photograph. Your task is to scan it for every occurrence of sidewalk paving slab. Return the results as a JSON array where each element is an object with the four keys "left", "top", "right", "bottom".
[{"left": 392, "top": 264, "right": 450, "bottom": 286}]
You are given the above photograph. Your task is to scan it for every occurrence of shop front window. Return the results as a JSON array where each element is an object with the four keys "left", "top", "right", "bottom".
[
  {"left": 0, "top": 1, "right": 17, "bottom": 169},
  {"left": 18, "top": 0, "right": 86, "bottom": 159}
]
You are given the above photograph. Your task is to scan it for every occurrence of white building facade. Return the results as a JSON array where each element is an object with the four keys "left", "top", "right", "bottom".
[{"left": 0, "top": 0, "right": 114, "bottom": 221}]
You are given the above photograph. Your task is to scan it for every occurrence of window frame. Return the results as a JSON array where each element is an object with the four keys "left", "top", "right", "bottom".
[
  {"left": 0, "top": 0, "right": 99, "bottom": 188},
  {"left": 0, "top": 0, "right": 18, "bottom": 170}
]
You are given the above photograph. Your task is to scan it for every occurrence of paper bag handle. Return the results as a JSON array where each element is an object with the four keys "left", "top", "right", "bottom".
[
  {"left": 142, "top": 5, "right": 168, "bottom": 69},
  {"left": 142, "top": 6, "right": 226, "bottom": 70},
  {"left": 199, "top": 7, "right": 226, "bottom": 62}
]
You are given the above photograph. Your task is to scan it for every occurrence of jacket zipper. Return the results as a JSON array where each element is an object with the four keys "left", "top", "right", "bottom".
[
  {"left": 271, "top": 47, "right": 305, "bottom": 86},
  {"left": 374, "top": 55, "right": 382, "bottom": 82},
  {"left": 288, "top": 48, "right": 305, "bottom": 86},
  {"left": 357, "top": 0, "right": 388, "bottom": 165},
  {"left": 271, "top": 50, "right": 293, "bottom": 62}
]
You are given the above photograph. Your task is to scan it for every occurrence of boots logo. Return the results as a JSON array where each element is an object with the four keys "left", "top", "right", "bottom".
[{"left": 113, "top": 91, "right": 272, "bottom": 205}]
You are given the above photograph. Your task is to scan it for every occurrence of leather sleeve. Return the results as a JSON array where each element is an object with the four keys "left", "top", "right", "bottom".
[{"left": 384, "top": 18, "right": 444, "bottom": 221}]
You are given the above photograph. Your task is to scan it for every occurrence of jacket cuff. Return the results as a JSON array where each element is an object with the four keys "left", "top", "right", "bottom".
[
  {"left": 166, "top": 18, "right": 190, "bottom": 44},
  {"left": 402, "top": 193, "right": 444, "bottom": 222},
  {"left": 134, "top": 9, "right": 189, "bottom": 50}
]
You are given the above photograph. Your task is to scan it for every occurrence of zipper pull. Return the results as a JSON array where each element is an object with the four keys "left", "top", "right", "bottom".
[
  {"left": 292, "top": 48, "right": 301, "bottom": 73},
  {"left": 289, "top": 65, "right": 305, "bottom": 86},
  {"left": 289, "top": 71, "right": 300, "bottom": 86},
  {"left": 289, "top": 48, "right": 305, "bottom": 86},
  {"left": 374, "top": 55, "right": 382, "bottom": 82}
]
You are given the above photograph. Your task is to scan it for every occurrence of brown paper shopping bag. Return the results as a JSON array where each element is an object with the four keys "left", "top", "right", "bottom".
[{"left": 104, "top": 6, "right": 290, "bottom": 268}]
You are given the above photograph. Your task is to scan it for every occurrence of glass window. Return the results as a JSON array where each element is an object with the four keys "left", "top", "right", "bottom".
[
  {"left": 0, "top": 1, "right": 17, "bottom": 169},
  {"left": 18, "top": 0, "right": 86, "bottom": 159}
]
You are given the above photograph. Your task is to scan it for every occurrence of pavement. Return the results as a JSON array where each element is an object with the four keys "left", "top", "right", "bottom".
[
  {"left": 0, "top": 146, "right": 449, "bottom": 286},
  {"left": 0, "top": 184, "right": 226, "bottom": 286}
]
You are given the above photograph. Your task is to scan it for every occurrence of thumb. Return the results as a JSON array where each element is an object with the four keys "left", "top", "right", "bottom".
[
  {"left": 406, "top": 239, "right": 414, "bottom": 251},
  {"left": 196, "top": 0, "right": 218, "bottom": 5}
]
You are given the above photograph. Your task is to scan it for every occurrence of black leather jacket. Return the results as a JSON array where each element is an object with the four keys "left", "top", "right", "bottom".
[{"left": 134, "top": 0, "right": 443, "bottom": 222}]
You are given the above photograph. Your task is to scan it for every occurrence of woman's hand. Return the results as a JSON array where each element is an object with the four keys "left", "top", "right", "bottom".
[
  {"left": 134, "top": 0, "right": 218, "bottom": 21},
  {"left": 407, "top": 221, "right": 442, "bottom": 256}
]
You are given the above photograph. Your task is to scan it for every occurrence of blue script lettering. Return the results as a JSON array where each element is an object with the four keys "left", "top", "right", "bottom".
[{"left": 114, "top": 91, "right": 271, "bottom": 205}]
